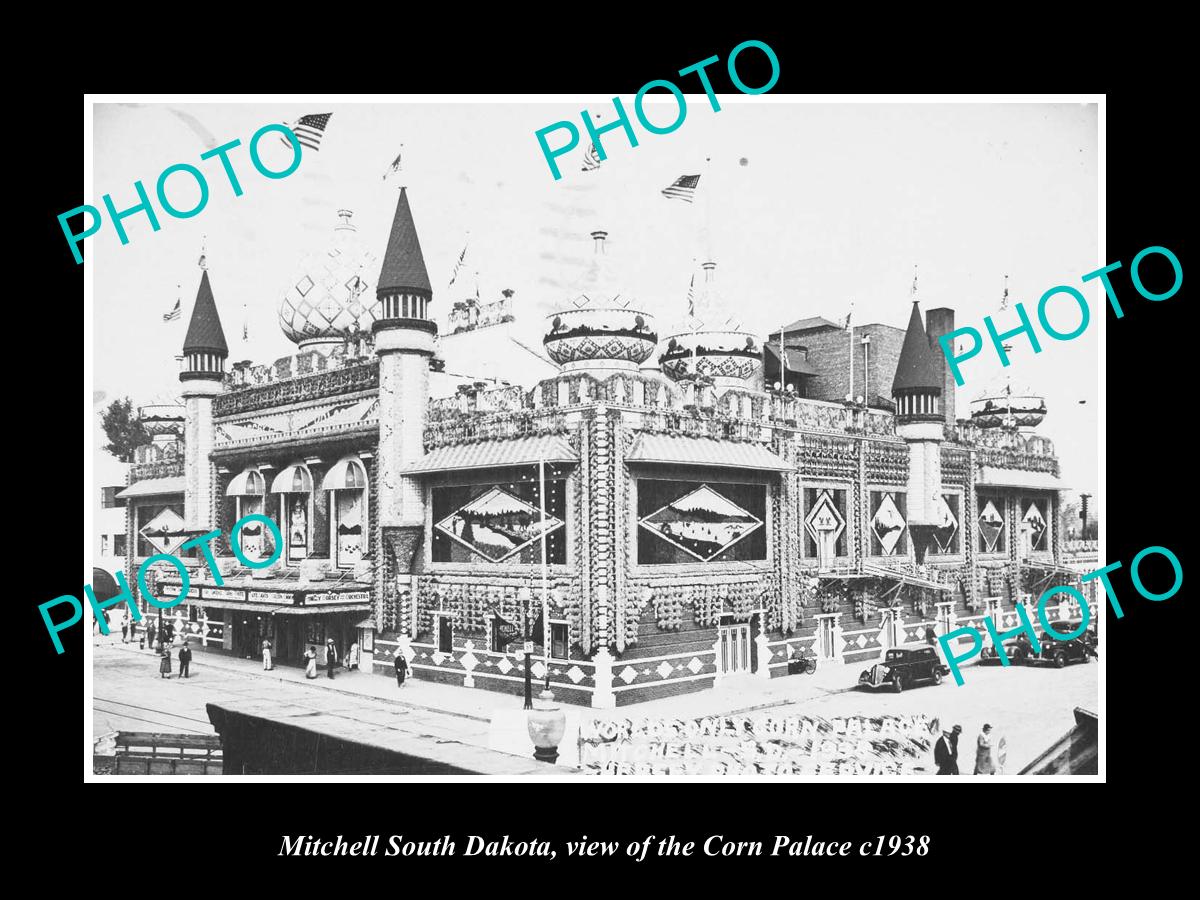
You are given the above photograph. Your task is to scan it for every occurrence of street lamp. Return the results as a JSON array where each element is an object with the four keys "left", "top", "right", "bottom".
[{"left": 517, "top": 586, "right": 533, "bottom": 710}]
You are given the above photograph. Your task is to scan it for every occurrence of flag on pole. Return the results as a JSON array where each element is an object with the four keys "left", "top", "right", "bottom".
[
  {"left": 662, "top": 174, "right": 700, "bottom": 203},
  {"left": 1000, "top": 274, "right": 1010, "bottom": 311},
  {"left": 581, "top": 143, "right": 601, "bottom": 172},
  {"left": 242, "top": 302, "right": 249, "bottom": 342},
  {"left": 685, "top": 273, "right": 695, "bottom": 317},
  {"left": 162, "top": 297, "right": 181, "bottom": 322},
  {"left": 448, "top": 242, "right": 469, "bottom": 288},
  {"left": 844, "top": 300, "right": 854, "bottom": 330},
  {"left": 382, "top": 146, "right": 404, "bottom": 180},
  {"left": 280, "top": 113, "right": 332, "bottom": 151}
]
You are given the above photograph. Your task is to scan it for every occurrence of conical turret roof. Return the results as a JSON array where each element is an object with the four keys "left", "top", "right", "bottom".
[
  {"left": 183, "top": 270, "right": 228, "bottom": 355},
  {"left": 377, "top": 187, "right": 432, "bottom": 295},
  {"left": 892, "top": 301, "right": 942, "bottom": 393}
]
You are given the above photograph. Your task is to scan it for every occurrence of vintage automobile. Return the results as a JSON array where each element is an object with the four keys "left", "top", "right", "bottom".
[
  {"left": 859, "top": 646, "right": 950, "bottom": 693},
  {"left": 1026, "top": 621, "right": 1095, "bottom": 668},
  {"left": 978, "top": 633, "right": 1035, "bottom": 666}
]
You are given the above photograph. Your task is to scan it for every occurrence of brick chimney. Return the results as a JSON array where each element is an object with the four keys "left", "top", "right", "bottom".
[{"left": 925, "top": 307, "right": 956, "bottom": 426}]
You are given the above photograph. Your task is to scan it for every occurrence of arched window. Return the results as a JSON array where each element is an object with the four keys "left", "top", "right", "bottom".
[
  {"left": 325, "top": 456, "right": 369, "bottom": 569},
  {"left": 271, "top": 463, "right": 314, "bottom": 564},
  {"left": 225, "top": 468, "right": 268, "bottom": 560}
]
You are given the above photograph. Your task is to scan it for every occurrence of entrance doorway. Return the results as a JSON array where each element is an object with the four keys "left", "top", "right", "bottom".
[{"left": 718, "top": 622, "right": 752, "bottom": 675}]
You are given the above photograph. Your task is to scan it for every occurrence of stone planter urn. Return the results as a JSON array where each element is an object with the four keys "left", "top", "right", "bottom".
[{"left": 526, "top": 689, "right": 567, "bottom": 764}]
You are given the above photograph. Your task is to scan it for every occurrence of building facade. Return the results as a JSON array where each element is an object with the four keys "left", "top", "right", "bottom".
[{"left": 120, "top": 185, "right": 1092, "bottom": 706}]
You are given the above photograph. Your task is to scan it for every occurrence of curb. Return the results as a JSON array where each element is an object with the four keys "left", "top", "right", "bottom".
[{"left": 97, "top": 641, "right": 490, "bottom": 724}]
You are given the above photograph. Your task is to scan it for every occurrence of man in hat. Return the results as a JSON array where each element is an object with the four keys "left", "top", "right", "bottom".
[
  {"left": 935, "top": 725, "right": 962, "bottom": 775},
  {"left": 325, "top": 638, "right": 339, "bottom": 679}
]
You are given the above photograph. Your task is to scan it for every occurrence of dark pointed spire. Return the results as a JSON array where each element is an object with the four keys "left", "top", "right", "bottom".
[
  {"left": 892, "top": 301, "right": 942, "bottom": 394},
  {"left": 183, "top": 269, "right": 228, "bottom": 356},
  {"left": 377, "top": 187, "right": 432, "bottom": 296}
]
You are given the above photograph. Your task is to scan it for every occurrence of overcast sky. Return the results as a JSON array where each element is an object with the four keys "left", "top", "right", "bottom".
[{"left": 91, "top": 99, "right": 1098, "bottom": 497}]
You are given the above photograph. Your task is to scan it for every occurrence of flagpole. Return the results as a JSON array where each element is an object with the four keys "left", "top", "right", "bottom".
[
  {"left": 539, "top": 455, "right": 550, "bottom": 691},
  {"left": 848, "top": 308, "right": 854, "bottom": 403},
  {"left": 779, "top": 324, "right": 786, "bottom": 389}
]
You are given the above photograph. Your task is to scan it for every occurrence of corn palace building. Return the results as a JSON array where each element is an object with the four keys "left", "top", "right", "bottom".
[{"left": 116, "top": 186, "right": 1096, "bottom": 707}]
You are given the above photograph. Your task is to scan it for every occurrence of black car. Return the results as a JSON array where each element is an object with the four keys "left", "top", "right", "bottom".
[
  {"left": 859, "top": 646, "right": 950, "bottom": 692},
  {"left": 1026, "top": 621, "right": 1095, "bottom": 668},
  {"left": 979, "top": 633, "right": 1034, "bottom": 666}
]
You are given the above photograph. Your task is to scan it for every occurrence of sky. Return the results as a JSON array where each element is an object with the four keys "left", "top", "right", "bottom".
[{"left": 90, "top": 99, "right": 1098, "bottom": 497}]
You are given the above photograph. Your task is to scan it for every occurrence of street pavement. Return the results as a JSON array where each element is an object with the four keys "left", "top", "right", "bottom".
[{"left": 93, "top": 634, "right": 1097, "bottom": 774}]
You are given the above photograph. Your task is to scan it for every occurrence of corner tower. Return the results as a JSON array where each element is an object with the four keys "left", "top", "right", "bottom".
[
  {"left": 373, "top": 187, "right": 436, "bottom": 572},
  {"left": 179, "top": 265, "right": 228, "bottom": 532},
  {"left": 892, "top": 299, "right": 944, "bottom": 561}
]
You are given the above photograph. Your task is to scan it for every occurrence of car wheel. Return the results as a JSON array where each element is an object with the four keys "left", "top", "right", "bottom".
[
  {"left": 933, "top": 669, "right": 943, "bottom": 685},
  {"left": 893, "top": 675, "right": 904, "bottom": 693},
  {"left": 1080, "top": 652, "right": 1090, "bottom": 664},
  {"left": 1054, "top": 651, "right": 1066, "bottom": 668}
]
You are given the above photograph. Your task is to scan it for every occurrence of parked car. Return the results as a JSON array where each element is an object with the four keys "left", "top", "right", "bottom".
[
  {"left": 859, "top": 646, "right": 950, "bottom": 692},
  {"left": 1027, "top": 621, "right": 1095, "bottom": 668},
  {"left": 979, "top": 633, "right": 1034, "bottom": 666}
]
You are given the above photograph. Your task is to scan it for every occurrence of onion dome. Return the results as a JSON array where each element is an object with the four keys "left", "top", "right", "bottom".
[
  {"left": 279, "top": 210, "right": 380, "bottom": 350},
  {"left": 543, "top": 230, "right": 657, "bottom": 373},
  {"left": 660, "top": 262, "right": 761, "bottom": 386},
  {"left": 970, "top": 380, "right": 1047, "bottom": 429}
]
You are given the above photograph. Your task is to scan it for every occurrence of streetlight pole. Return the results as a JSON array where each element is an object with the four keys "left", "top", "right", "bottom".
[
  {"left": 539, "top": 455, "right": 550, "bottom": 692},
  {"left": 518, "top": 585, "right": 532, "bottom": 709}
]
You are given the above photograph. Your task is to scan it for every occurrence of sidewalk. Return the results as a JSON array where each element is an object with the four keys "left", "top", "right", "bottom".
[{"left": 98, "top": 635, "right": 863, "bottom": 723}]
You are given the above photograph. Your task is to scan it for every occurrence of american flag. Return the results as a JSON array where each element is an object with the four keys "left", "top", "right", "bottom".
[
  {"left": 685, "top": 273, "right": 695, "bottom": 317},
  {"left": 448, "top": 242, "right": 469, "bottom": 288},
  {"left": 162, "top": 297, "right": 180, "bottom": 322},
  {"left": 581, "top": 143, "right": 601, "bottom": 172},
  {"left": 382, "top": 147, "right": 404, "bottom": 181},
  {"left": 1000, "top": 274, "right": 1010, "bottom": 311},
  {"left": 662, "top": 174, "right": 700, "bottom": 203},
  {"left": 281, "top": 113, "right": 332, "bottom": 152}
]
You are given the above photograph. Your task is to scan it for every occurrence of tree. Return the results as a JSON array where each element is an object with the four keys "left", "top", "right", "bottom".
[{"left": 100, "top": 397, "right": 150, "bottom": 462}]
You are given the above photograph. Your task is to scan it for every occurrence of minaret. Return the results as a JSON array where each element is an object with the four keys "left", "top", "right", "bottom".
[
  {"left": 179, "top": 262, "right": 228, "bottom": 532},
  {"left": 892, "top": 296, "right": 944, "bottom": 562},
  {"left": 373, "top": 187, "right": 436, "bottom": 568}
]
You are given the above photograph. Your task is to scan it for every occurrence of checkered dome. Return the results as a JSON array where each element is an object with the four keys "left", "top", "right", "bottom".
[{"left": 279, "top": 210, "right": 380, "bottom": 346}]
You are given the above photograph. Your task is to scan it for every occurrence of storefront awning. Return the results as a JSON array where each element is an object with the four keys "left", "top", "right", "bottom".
[
  {"left": 226, "top": 468, "right": 266, "bottom": 497},
  {"left": 325, "top": 456, "right": 368, "bottom": 490},
  {"left": 978, "top": 466, "right": 1064, "bottom": 491},
  {"left": 270, "top": 463, "right": 312, "bottom": 493},
  {"left": 193, "top": 599, "right": 296, "bottom": 614},
  {"left": 626, "top": 434, "right": 792, "bottom": 472},
  {"left": 403, "top": 435, "right": 578, "bottom": 474},
  {"left": 116, "top": 476, "right": 185, "bottom": 499}
]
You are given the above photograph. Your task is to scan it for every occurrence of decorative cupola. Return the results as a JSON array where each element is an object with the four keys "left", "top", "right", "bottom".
[
  {"left": 179, "top": 264, "right": 228, "bottom": 383},
  {"left": 660, "top": 260, "right": 761, "bottom": 390},
  {"left": 374, "top": 187, "right": 435, "bottom": 331},
  {"left": 891, "top": 300, "right": 943, "bottom": 425},
  {"left": 542, "top": 229, "right": 658, "bottom": 375}
]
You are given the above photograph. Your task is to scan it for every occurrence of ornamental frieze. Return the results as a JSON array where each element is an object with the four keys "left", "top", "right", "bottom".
[{"left": 214, "top": 362, "right": 379, "bottom": 417}]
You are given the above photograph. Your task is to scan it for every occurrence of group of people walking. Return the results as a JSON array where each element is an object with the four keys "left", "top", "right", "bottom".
[{"left": 935, "top": 723, "right": 1003, "bottom": 775}]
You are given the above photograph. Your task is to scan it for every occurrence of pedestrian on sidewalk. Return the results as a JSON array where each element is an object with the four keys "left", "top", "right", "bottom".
[
  {"left": 304, "top": 645, "right": 318, "bottom": 679},
  {"left": 158, "top": 644, "right": 173, "bottom": 679},
  {"left": 974, "top": 724, "right": 996, "bottom": 775},
  {"left": 934, "top": 725, "right": 961, "bottom": 775},
  {"left": 262, "top": 638, "right": 274, "bottom": 671},
  {"left": 325, "top": 638, "right": 339, "bottom": 679},
  {"left": 178, "top": 640, "right": 192, "bottom": 678},
  {"left": 147, "top": 621, "right": 157, "bottom": 650},
  {"left": 347, "top": 640, "right": 360, "bottom": 671},
  {"left": 121, "top": 616, "right": 129, "bottom": 643},
  {"left": 394, "top": 649, "right": 409, "bottom": 688}
]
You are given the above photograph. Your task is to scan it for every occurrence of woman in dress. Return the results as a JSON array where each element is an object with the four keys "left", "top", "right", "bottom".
[
  {"left": 346, "top": 640, "right": 360, "bottom": 671},
  {"left": 262, "top": 638, "right": 274, "bottom": 671},
  {"left": 304, "top": 645, "right": 318, "bottom": 679},
  {"left": 158, "top": 643, "right": 173, "bottom": 679}
]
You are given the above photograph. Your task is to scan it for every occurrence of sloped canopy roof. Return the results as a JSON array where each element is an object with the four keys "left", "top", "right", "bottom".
[
  {"left": 377, "top": 187, "right": 432, "bottom": 296},
  {"left": 892, "top": 301, "right": 942, "bottom": 393},
  {"left": 780, "top": 316, "right": 841, "bottom": 333},
  {"left": 183, "top": 270, "right": 228, "bottom": 355}
]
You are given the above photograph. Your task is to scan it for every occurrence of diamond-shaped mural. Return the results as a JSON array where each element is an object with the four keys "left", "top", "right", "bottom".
[
  {"left": 1024, "top": 501, "right": 1047, "bottom": 551},
  {"left": 932, "top": 494, "right": 959, "bottom": 553},
  {"left": 979, "top": 500, "right": 1005, "bottom": 553},
  {"left": 871, "top": 493, "right": 907, "bottom": 556},
  {"left": 619, "top": 665, "right": 639, "bottom": 684},
  {"left": 639, "top": 484, "right": 762, "bottom": 562},
  {"left": 435, "top": 486, "right": 564, "bottom": 563},
  {"left": 805, "top": 490, "right": 846, "bottom": 547},
  {"left": 656, "top": 660, "right": 674, "bottom": 679},
  {"left": 139, "top": 508, "right": 189, "bottom": 555}
]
